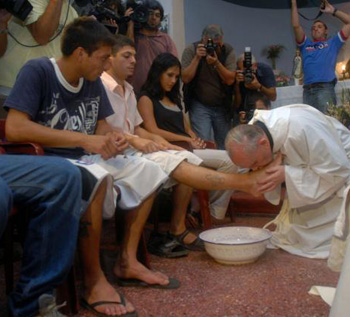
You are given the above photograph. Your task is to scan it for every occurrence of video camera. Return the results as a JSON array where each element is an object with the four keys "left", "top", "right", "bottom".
[
  {"left": 204, "top": 38, "right": 218, "bottom": 56},
  {"left": 0, "top": 0, "right": 33, "bottom": 21},
  {"left": 75, "top": 0, "right": 149, "bottom": 33},
  {"left": 243, "top": 47, "right": 255, "bottom": 84}
]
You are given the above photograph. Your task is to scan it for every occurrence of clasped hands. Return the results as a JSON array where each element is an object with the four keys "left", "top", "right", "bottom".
[{"left": 83, "top": 131, "right": 128, "bottom": 160}]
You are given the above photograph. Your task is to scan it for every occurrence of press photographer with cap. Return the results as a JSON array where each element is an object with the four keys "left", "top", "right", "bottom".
[
  {"left": 0, "top": 0, "right": 78, "bottom": 91},
  {"left": 291, "top": 0, "right": 350, "bottom": 113},
  {"left": 234, "top": 51, "right": 276, "bottom": 123},
  {"left": 181, "top": 24, "right": 236, "bottom": 150}
]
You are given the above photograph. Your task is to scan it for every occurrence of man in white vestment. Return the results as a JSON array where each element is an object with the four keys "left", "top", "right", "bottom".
[{"left": 226, "top": 104, "right": 350, "bottom": 259}]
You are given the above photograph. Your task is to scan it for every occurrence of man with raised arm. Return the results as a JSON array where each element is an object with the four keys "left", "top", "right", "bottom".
[{"left": 291, "top": 0, "right": 350, "bottom": 112}]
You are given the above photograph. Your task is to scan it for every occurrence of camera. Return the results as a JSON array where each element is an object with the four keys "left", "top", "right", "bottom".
[
  {"left": 125, "top": 0, "right": 149, "bottom": 24},
  {"left": 75, "top": 0, "right": 149, "bottom": 34},
  {"left": 320, "top": 0, "right": 326, "bottom": 10},
  {"left": 0, "top": 0, "right": 33, "bottom": 21},
  {"left": 204, "top": 38, "right": 218, "bottom": 56},
  {"left": 243, "top": 47, "right": 255, "bottom": 84}
]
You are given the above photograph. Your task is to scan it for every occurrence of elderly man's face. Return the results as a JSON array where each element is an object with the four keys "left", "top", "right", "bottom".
[{"left": 229, "top": 138, "right": 273, "bottom": 170}]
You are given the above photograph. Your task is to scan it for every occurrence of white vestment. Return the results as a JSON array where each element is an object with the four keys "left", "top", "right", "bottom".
[{"left": 250, "top": 104, "right": 350, "bottom": 259}]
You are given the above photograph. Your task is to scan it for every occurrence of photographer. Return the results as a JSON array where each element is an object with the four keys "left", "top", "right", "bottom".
[
  {"left": 0, "top": 0, "right": 78, "bottom": 89},
  {"left": 130, "top": 0, "right": 178, "bottom": 95},
  {"left": 234, "top": 53, "right": 276, "bottom": 117},
  {"left": 181, "top": 24, "right": 236, "bottom": 150},
  {"left": 291, "top": 0, "right": 350, "bottom": 113}
]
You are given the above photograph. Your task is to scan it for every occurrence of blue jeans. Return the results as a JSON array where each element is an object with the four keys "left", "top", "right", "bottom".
[
  {"left": 0, "top": 177, "right": 11, "bottom": 236},
  {"left": 0, "top": 155, "right": 82, "bottom": 317},
  {"left": 189, "top": 99, "right": 232, "bottom": 149},
  {"left": 303, "top": 82, "right": 336, "bottom": 113}
]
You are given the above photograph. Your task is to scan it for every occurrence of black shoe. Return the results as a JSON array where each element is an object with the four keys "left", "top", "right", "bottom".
[
  {"left": 168, "top": 229, "right": 205, "bottom": 252},
  {"left": 147, "top": 232, "right": 189, "bottom": 258}
]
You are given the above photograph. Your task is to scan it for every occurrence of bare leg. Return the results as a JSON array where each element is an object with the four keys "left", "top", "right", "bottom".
[
  {"left": 169, "top": 184, "right": 197, "bottom": 244},
  {"left": 80, "top": 179, "right": 134, "bottom": 316},
  {"left": 114, "top": 192, "right": 170, "bottom": 286},
  {"left": 171, "top": 161, "right": 256, "bottom": 193},
  {"left": 170, "top": 154, "right": 282, "bottom": 195}
]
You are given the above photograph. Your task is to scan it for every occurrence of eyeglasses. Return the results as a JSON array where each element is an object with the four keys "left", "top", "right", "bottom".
[{"left": 148, "top": 11, "right": 162, "bottom": 18}]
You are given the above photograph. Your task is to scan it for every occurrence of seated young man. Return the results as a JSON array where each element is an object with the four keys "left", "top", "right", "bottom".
[
  {"left": 100, "top": 35, "right": 206, "bottom": 255},
  {"left": 0, "top": 155, "right": 82, "bottom": 317},
  {"left": 4, "top": 17, "right": 149, "bottom": 317}
]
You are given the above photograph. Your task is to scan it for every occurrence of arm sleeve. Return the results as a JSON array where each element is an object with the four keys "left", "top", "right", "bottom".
[
  {"left": 284, "top": 120, "right": 350, "bottom": 209},
  {"left": 25, "top": 0, "right": 47, "bottom": 25},
  {"left": 4, "top": 61, "right": 44, "bottom": 119},
  {"left": 260, "top": 64, "right": 276, "bottom": 88},
  {"left": 181, "top": 44, "right": 195, "bottom": 69},
  {"left": 224, "top": 45, "right": 236, "bottom": 71}
]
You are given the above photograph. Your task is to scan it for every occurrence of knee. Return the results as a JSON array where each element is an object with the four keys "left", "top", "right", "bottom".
[{"left": 48, "top": 158, "right": 82, "bottom": 187}]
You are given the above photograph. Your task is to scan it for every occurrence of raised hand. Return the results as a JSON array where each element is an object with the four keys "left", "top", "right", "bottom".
[{"left": 320, "top": 0, "right": 334, "bottom": 14}]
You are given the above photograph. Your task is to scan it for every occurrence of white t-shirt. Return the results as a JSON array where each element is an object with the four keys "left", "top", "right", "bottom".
[{"left": 0, "top": 0, "right": 78, "bottom": 88}]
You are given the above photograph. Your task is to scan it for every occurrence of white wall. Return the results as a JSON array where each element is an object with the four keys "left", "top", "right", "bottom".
[
  {"left": 183, "top": 0, "right": 350, "bottom": 76},
  {"left": 158, "top": 0, "right": 186, "bottom": 56}
]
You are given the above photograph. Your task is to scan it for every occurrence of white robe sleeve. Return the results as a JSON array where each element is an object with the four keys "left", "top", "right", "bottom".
[{"left": 283, "top": 119, "right": 350, "bottom": 209}]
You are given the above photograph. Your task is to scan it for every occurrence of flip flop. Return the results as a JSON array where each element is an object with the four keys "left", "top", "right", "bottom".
[
  {"left": 115, "top": 276, "right": 180, "bottom": 289},
  {"left": 80, "top": 295, "right": 138, "bottom": 317}
]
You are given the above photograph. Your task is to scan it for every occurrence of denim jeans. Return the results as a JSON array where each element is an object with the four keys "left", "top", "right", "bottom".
[
  {"left": 0, "top": 155, "right": 82, "bottom": 317},
  {"left": 189, "top": 99, "right": 232, "bottom": 150},
  {"left": 0, "top": 177, "right": 11, "bottom": 236},
  {"left": 303, "top": 82, "right": 336, "bottom": 113}
]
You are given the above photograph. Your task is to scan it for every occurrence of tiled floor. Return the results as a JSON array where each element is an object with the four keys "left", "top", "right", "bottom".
[{"left": 0, "top": 215, "right": 339, "bottom": 317}]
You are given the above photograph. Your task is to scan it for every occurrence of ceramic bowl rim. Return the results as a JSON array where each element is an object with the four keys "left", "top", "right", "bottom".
[{"left": 199, "top": 226, "right": 272, "bottom": 246}]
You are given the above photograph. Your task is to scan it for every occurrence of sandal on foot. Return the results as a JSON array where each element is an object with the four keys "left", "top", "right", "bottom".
[
  {"left": 115, "top": 276, "right": 180, "bottom": 289},
  {"left": 169, "top": 229, "right": 205, "bottom": 251},
  {"left": 80, "top": 295, "right": 138, "bottom": 317},
  {"left": 148, "top": 233, "right": 189, "bottom": 258}
]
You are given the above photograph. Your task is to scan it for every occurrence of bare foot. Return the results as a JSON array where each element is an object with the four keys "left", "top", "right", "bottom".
[
  {"left": 84, "top": 276, "right": 135, "bottom": 316},
  {"left": 114, "top": 258, "right": 170, "bottom": 286}
]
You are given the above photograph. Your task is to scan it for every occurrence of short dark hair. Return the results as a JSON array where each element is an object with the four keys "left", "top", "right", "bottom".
[
  {"left": 146, "top": 0, "right": 164, "bottom": 20},
  {"left": 141, "top": 52, "right": 182, "bottom": 107},
  {"left": 313, "top": 19, "right": 328, "bottom": 30},
  {"left": 112, "top": 34, "right": 135, "bottom": 55},
  {"left": 252, "top": 94, "right": 271, "bottom": 109},
  {"left": 61, "top": 17, "right": 116, "bottom": 57}
]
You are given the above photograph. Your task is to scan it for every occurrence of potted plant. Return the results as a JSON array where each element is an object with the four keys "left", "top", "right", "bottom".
[
  {"left": 262, "top": 45, "right": 285, "bottom": 70},
  {"left": 327, "top": 88, "right": 350, "bottom": 129}
]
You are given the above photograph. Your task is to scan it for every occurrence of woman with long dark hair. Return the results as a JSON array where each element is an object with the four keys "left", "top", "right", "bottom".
[{"left": 138, "top": 52, "right": 238, "bottom": 222}]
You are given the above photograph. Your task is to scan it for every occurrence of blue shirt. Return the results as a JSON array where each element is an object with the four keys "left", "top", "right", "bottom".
[
  {"left": 299, "top": 33, "right": 344, "bottom": 85},
  {"left": 5, "top": 57, "right": 114, "bottom": 158}
]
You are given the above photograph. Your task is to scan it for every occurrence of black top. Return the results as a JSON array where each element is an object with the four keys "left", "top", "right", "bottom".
[{"left": 140, "top": 92, "right": 190, "bottom": 137}]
